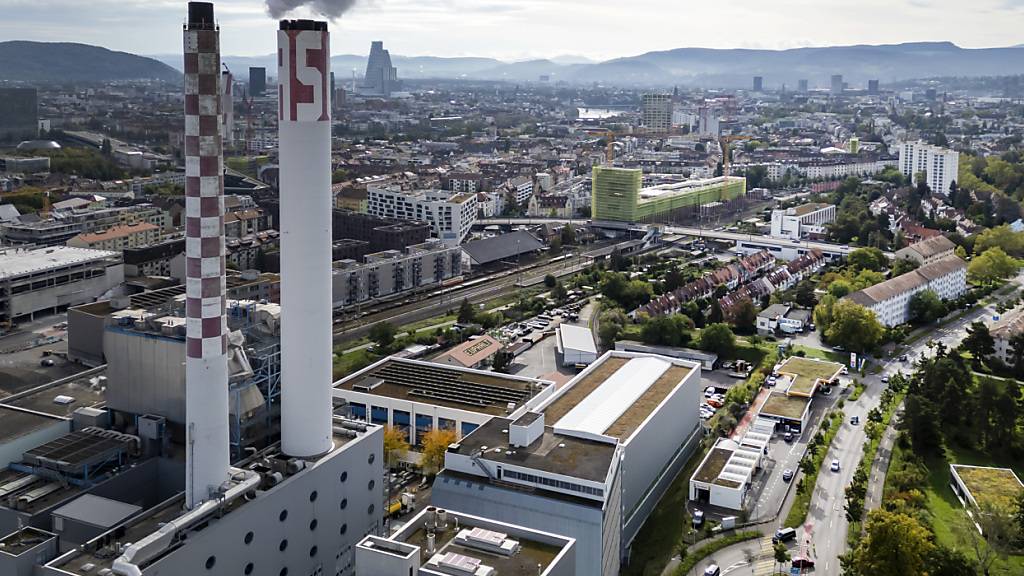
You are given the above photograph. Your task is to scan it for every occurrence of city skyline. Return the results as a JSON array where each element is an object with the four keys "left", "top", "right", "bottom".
[{"left": 0, "top": 0, "right": 1021, "bottom": 60}]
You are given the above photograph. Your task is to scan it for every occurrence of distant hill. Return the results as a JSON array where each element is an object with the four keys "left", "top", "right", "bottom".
[
  {"left": 0, "top": 41, "right": 180, "bottom": 83},
  {"left": 72, "top": 41, "right": 1024, "bottom": 87}
]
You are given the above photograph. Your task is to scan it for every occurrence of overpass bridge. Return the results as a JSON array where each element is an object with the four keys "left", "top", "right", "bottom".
[{"left": 475, "top": 218, "right": 891, "bottom": 261}]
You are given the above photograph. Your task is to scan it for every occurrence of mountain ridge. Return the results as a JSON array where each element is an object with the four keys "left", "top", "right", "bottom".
[
  {"left": 4, "top": 40, "right": 1024, "bottom": 86},
  {"left": 0, "top": 41, "right": 180, "bottom": 82}
]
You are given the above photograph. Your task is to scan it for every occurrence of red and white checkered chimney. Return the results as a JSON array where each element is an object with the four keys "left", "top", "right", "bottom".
[{"left": 183, "top": 1, "right": 230, "bottom": 509}]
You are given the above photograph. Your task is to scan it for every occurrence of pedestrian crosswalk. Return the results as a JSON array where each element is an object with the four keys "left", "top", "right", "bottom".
[{"left": 751, "top": 557, "right": 777, "bottom": 575}]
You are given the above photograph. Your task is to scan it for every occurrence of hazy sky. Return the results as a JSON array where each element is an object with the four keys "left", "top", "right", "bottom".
[{"left": 0, "top": 0, "right": 1021, "bottom": 60}]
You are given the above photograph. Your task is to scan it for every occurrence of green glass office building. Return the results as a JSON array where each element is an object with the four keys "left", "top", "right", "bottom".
[{"left": 591, "top": 166, "right": 746, "bottom": 223}]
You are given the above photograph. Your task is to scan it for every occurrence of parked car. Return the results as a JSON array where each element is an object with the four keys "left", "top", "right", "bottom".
[
  {"left": 782, "top": 469, "right": 794, "bottom": 482},
  {"left": 830, "top": 459, "right": 841, "bottom": 472},
  {"left": 692, "top": 509, "right": 705, "bottom": 527},
  {"left": 703, "top": 564, "right": 721, "bottom": 576},
  {"left": 792, "top": 557, "right": 815, "bottom": 569},
  {"left": 783, "top": 432, "right": 794, "bottom": 443},
  {"left": 881, "top": 375, "right": 890, "bottom": 383},
  {"left": 773, "top": 527, "right": 797, "bottom": 544},
  {"left": 704, "top": 386, "right": 716, "bottom": 398},
  {"left": 841, "top": 366, "right": 849, "bottom": 375},
  {"left": 706, "top": 398, "right": 724, "bottom": 408},
  {"left": 899, "top": 354, "right": 909, "bottom": 361},
  {"left": 850, "top": 416, "right": 860, "bottom": 425}
]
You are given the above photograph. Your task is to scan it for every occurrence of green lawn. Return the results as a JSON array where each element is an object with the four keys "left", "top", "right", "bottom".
[
  {"left": 883, "top": 443, "right": 1024, "bottom": 575},
  {"left": 792, "top": 345, "right": 847, "bottom": 364},
  {"left": 332, "top": 348, "right": 379, "bottom": 381},
  {"left": 785, "top": 411, "right": 844, "bottom": 527}
]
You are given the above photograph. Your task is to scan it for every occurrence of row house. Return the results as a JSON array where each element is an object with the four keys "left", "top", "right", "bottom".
[{"left": 633, "top": 250, "right": 775, "bottom": 318}]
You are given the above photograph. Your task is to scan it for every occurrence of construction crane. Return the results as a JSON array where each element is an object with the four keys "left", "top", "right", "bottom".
[
  {"left": 718, "top": 134, "right": 753, "bottom": 177},
  {"left": 584, "top": 129, "right": 624, "bottom": 164}
]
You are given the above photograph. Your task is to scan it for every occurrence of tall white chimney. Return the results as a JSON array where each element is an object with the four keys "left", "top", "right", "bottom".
[
  {"left": 278, "top": 19, "right": 334, "bottom": 458},
  {"left": 183, "top": 1, "right": 230, "bottom": 508}
]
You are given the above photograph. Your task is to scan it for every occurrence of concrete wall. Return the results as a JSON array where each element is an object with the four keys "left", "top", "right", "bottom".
[
  {"left": 431, "top": 473, "right": 606, "bottom": 576},
  {"left": 620, "top": 364, "right": 701, "bottom": 527},
  {"left": 103, "top": 328, "right": 186, "bottom": 424},
  {"left": 8, "top": 264, "right": 123, "bottom": 320},
  {"left": 66, "top": 307, "right": 107, "bottom": 366}
]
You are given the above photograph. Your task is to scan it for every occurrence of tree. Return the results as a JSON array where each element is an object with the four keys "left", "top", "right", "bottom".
[
  {"left": 457, "top": 298, "right": 476, "bottom": 324},
  {"left": 639, "top": 314, "right": 693, "bottom": 347},
  {"left": 968, "top": 247, "right": 1020, "bottom": 285},
  {"left": 1015, "top": 490, "right": 1024, "bottom": 547},
  {"left": 492, "top": 350, "right": 514, "bottom": 374},
  {"left": 825, "top": 300, "right": 884, "bottom": 353},
  {"left": 974, "top": 224, "right": 1024, "bottom": 258},
  {"left": 928, "top": 546, "right": 978, "bottom": 576},
  {"left": 900, "top": 395, "right": 943, "bottom": 454},
  {"left": 958, "top": 502, "right": 1014, "bottom": 576},
  {"left": 560, "top": 224, "right": 576, "bottom": 246},
  {"left": 850, "top": 509, "right": 934, "bottom": 576},
  {"left": 597, "top": 308, "right": 628, "bottom": 348},
  {"left": 961, "top": 321, "right": 995, "bottom": 364},
  {"left": 773, "top": 541, "right": 791, "bottom": 575},
  {"left": 369, "top": 321, "right": 397, "bottom": 350},
  {"left": 708, "top": 299, "right": 724, "bottom": 324},
  {"left": 551, "top": 280, "right": 568, "bottom": 303},
  {"left": 908, "top": 289, "right": 947, "bottom": 324},
  {"left": 848, "top": 247, "right": 887, "bottom": 271},
  {"left": 543, "top": 274, "right": 557, "bottom": 288},
  {"left": 699, "top": 323, "right": 736, "bottom": 357},
  {"left": 728, "top": 298, "right": 758, "bottom": 333},
  {"left": 600, "top": 272, "right": 652, "bottom": 311},
  {"left": 891, "top": 257, "right": 920, "bottom": 277},
  {"left": 101, "top": 138, "right": 112, "bottom": 156},
  {"left": 795, "top": 280, "right": 817, "bottom": 308},
  {"left": 382, "top": 426, "right": 410, "bottom": 470},
  {"left": 419, "top": 427, "right": 458, "bottom": 475},
  {"left": 813, "top": 293, "right": 838, "bottom": 332}
]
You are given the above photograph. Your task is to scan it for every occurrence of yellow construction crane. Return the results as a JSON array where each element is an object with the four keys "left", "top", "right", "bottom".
[{"left": 718, "top": 135, "right": 753, "bottom": 177}]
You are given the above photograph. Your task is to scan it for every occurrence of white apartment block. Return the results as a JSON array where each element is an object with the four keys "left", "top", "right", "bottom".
[
  {"left": 769, "top": 203, "right": 836, "bottom": 240},
  {"left": 845, "top": 256, "right": 967, "bottom": 327},
  {"left": 990, "top": 309, "right": 1024, "bottom": 367},
  {"left": 508, "top": 176, "right": 534, "bottom": 206},
  {"left": 367, "top": 184, "right": 478, "bottom": 246},
  {"left": 899, "top": 141, "right": 959, "bottom": 195},
  {"left": 331, "top": 240, "right": 463, "bottom": 307}
]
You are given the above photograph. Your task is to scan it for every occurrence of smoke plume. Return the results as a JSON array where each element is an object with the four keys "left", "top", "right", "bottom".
[{"left": 266, "top": 0, "right": 359, "bottom": 20}]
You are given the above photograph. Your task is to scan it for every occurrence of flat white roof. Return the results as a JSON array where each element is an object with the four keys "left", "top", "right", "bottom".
[
  {"left": 554, "top": 356, "right": 671, "bottom": 437},
  {"left": 0, "top": 246, "right": 119, "bottom": 280},
  {"left": 558, "top": 324, "right": 597, "bottom": 355}
]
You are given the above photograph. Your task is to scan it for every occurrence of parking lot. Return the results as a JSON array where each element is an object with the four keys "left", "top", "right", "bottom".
[{"left": 0, "top": 312, "right": 82, "bottom": 398}]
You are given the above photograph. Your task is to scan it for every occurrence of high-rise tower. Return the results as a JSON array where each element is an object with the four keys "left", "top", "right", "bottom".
[
  {"left": 278, "top": 19, "right": 334, "bottom": 458},
  {"left": 183, "top": 0, "right": 230, "bottom": 509}
]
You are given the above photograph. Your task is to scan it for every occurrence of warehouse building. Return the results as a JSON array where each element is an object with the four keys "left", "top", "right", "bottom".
[
  {"left": 333, "top": 357, "right": 555, "bottom": 447},
  {"left": 355, "top": 506, "right": 576, "bottom": 576},
  {"left": 0, "top": 246, "right": 123, "bottom": 325},
  {"left": 688, "top": 418, "right": 772, "bottom": 510},
  {"left": 556, "top": 324, "right": 598, "bottom": 366},
  {"left": 432, "top": 351, "right": 704, "bottom": 576}
]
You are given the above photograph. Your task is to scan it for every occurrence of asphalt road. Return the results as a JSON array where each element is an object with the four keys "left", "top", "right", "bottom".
[{"left": 804, "top": 278, "right": 1023, "bottom": 576}]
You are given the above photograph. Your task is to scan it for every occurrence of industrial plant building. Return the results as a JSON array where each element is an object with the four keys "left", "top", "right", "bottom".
[
  {"left": 356, "top": 506, "right": 576, "bottom": 576},
  {"left": 333, "top": 356, "right": 555, "bottom": 447},
  {"left": 432, "top": 351, "right": 704, "bottom": 576},
  {"left": 591, "top": 166, "right": 746, "bottom": 223},
  {"left": 0, "top": 246, "right": 124, "bottom": 325},
  {"left": 331, "top": 240, "right": 462, "bottom": 308}
]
